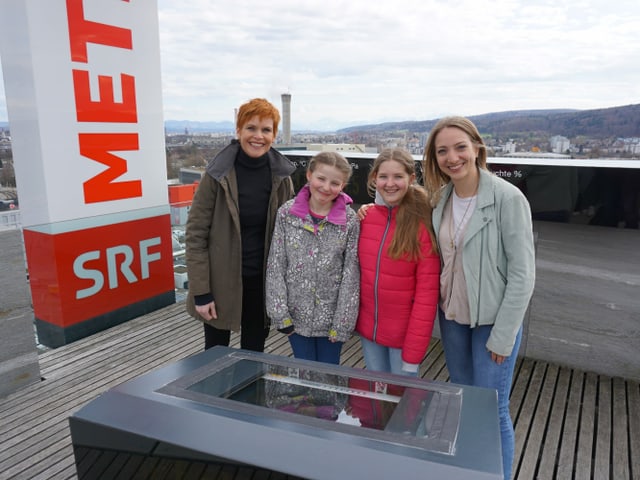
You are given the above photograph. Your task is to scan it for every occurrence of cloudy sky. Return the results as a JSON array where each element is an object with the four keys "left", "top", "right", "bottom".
[{"left": 1, "top": 0, "right": 639, "bottom": 131}]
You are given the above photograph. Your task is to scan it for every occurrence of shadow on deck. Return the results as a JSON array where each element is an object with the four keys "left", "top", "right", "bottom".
[{"left": 0, "top": 302, "right": 638, "bottom": 479}]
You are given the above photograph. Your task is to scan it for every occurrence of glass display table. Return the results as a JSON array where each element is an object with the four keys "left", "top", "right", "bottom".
[{"left": 69, "top": 346, "right": 503, "bottom": 479}]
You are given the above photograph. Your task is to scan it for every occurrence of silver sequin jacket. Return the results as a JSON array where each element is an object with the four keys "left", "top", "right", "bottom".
[{"left": 265, "top": 185, "right": 360, "bottom": 342}]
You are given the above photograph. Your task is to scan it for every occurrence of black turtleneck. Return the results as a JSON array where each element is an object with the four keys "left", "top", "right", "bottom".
[{"left": 235, "top": 148, "right": 272, "bottom": 276}]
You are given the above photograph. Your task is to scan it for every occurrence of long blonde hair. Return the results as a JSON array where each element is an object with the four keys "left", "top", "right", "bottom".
[
  {"left": 422, "top": 116, "right": 487, "bottom": 203},
  {"left": 368, "top": 148, "right": 437, "bottom": 259}
]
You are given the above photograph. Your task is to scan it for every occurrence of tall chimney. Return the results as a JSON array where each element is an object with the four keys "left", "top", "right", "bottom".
[{"left": 281, "top": 93, "right": 291, "bottom": 144}]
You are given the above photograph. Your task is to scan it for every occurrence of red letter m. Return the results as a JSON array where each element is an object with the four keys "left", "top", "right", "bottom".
[{"left": 80, "top": 133, "right": 142, "bottom": 203}]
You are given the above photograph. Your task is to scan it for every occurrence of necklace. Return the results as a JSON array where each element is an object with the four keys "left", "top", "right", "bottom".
[{"left": 449, "top": 188, "right": 477, "bottom": 249}]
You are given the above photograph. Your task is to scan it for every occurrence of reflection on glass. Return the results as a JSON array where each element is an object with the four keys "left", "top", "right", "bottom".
[{"left": 180, "top": 359, "right": 460, "bottom": 453}]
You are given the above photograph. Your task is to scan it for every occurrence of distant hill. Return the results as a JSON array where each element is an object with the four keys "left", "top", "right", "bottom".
[
  {"left": 4, "top": 104, "right": 640, "bottom": 138},
  {"left": 164, "top": 120, "right": 234, "bottom": 133},
  {"left": 0, "top": 119, "right": 233, "bottom": 134},
  {"left": 337, "top": 104, "right": 640, "bottom": 139}
]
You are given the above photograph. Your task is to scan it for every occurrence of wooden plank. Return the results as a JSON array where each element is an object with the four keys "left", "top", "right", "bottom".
[
  {"left": 37, "top": 304, "right": 193, "bottom": 369},
  {"left": 0, "top": 344, "right": 203, "bottom": 475},
  {"left": 611, "top": 377, "right": 630, "bottom": 479},
  {"left": 38, "top": 314, "right": 200, "bottom": 377},
  {"left": 182, "top": 462, "right": 208, "bottom": 480},
  {"left": 250, "top": 470, "right": 273, "bottom": 480},
  {"left": 264, "top": 334, "right": 293, "bottom": 357},
  {"left": 46, "top": 464, "right": 78, "bottom": 480},
  {"left": 1, "top": 301, "right": 638, "bottom": 480},
  {"left": 339, "top": 336, "right": 364, "bottom": 368},
  {"left": 1, "top": 331, "right": 201, "bottom": 450},
  {"left": 518, "top": 363, "right": 558, "bottom": 480},
  {"left": 536, "top": 366, "right": 571, "bottom": 479},
  {"left": 512, "top": 361, "right": 546, "bottom": 476},
  {"left": 156, "top": 458, "right": 191, "bottom": 479},
  {"left": 628, "top": 380, "right": 640, "bottom": 479},
  {"left": 0, "top": 310, "right": 201, "bottom": 415},
  {"left": 129, "top": 456, "right": 161, "bottom": 479},
  {"left": 594, "top": 376, "right": 612, "bottom": 479},
  {"left": 74, "top": 447, "right": 102, "bottom": 479},
  {"left": 31, "top": 459, "right": 78, "bottom": 480},
  {"left": 2, "top": 352, "right": 188, "bottom": 441},
  {"left": 0, "top": 429, "right": 73, "bottom": 478},
  {"left": 556, "top": 370, "right": 584, "bottom": 479},
  {"left": 89, "top": 452, "right": 134, "bottom": 480},
  {"left": 38, "top": 447, "right": 82, "bottom": 480},
  {"left": 233, "top": 466, "right": 258, "bottom": 480},
  {"left": 0, "top": 318, "right": 334, "bottom": 479},
  {"left": 420, "top": 340, "right": 448, "bottom": 382},
  {"left": 150, "top": 457, "right": 177, "bottom": 478},
  {"left": 116, "top": 454, "right": 149, "bottom": 479},
  {"left": 26, "top": 445, "right": 82, "bottom": 480},
  {"left": 509, "top": 358, "right": 535, "bottom": 425},
  {"left": 575, "top": 371, "right": 597, "bottom": 479},
  {"left": 81, "top": 450, "right": 119, "bottom": 479},
  {"left": 0, "top": 319, "right": 279, "bottom": 478},
  {"left": 33, "top": 314, "right": 199, "bottom": 380},
  {"left": 212, "top": 463, "right": 237, "bottom": 480}
]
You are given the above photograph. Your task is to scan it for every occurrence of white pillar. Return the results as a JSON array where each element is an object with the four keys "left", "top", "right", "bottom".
[{"left": 0, "top": 0, "right": 174, "bottom": 347}]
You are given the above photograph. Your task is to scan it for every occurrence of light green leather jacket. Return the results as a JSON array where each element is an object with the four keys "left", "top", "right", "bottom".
[{"left": 433, "top": 168, "right": 536, "bottom": 356}]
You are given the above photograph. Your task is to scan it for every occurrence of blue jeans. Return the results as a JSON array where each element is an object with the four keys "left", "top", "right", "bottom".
[
  {"left": 438, "top": 313, "right": 522, "bottom": 480},
  {"left": 288, "top": 333, "right": 343, "bottom": 365},
  {"left": 359, "top": 336, "right": 418, "bottom": 377}
]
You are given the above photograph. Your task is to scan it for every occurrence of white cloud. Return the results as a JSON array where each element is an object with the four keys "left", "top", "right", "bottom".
[{"left": 1, "top": 0, "right": 639, "bottom": 131}]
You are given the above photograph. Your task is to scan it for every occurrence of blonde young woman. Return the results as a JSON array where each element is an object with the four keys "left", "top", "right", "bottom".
[{"left": 423, "top": 116, "right": 535, "bottom": 480}]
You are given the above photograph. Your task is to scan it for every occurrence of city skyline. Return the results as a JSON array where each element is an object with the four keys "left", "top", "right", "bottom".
[{"left": 1, "top": 0, "right": 639, "bottom": 131}]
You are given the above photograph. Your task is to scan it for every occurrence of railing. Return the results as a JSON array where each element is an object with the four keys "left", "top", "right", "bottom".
[
  {"left": 0, "top": 209, "right": 21, "bottom": 229},
  {"left": 281, "top": 150, "right": 640, "bottom": 381}
]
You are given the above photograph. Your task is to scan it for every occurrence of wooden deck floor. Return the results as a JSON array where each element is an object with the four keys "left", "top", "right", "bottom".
[{"left": 1, "top": 302, "right": 638, "bottom": 480}]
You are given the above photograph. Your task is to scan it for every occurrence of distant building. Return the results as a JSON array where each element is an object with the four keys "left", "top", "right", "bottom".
[
  {"left": 179, "top": 167, "right": 204, "bottom": 185},
  {"left": 306, "top": 143, "right": 367, "bottom": 153},
  {"left": 0, "top": 132, "right": 11, "bottom": 151},
  {"left": 281, "top": 93, "right": 292, "bottom": 145},
  {"left": 503, "top": 151, "right": 571, "bottom": 159},
  {"left": 550, "top": 135, "right": 570, "bottom": 154},
  {"left": 504, "top": 140, "right": 516, "bottom": 154},
  {"left": 168, "top": 183, "right": 197, "bottom": 226},
  {"left": 621, "top": 137, "right": 640, "bottom": 155}
]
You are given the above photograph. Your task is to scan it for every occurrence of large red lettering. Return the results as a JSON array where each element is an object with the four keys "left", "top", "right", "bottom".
[
  {"left": 79, "top": 133, "right": 142, "bottom": 203},
  {"left": 67, "top": 1, "right": 142, "bottom": 205},
  {"left": 66, "top": 0, "right": 132, "bottom": 63},
  {"left": 73, "top": 69, "right": 137, "bottom": 123}
]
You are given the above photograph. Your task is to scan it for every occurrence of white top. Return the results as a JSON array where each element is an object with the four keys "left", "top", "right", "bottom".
[{"left": 451, "top": 190, "right": 477, "bottom": 248}]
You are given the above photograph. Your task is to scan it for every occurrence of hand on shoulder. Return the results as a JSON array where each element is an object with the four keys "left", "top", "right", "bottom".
[{"left": 357, "top": 203, "right": 374, "bottom": 221}]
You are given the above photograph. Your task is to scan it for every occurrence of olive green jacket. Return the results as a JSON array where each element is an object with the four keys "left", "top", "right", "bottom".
[{"left": 185, "top": 141, "right": 295, "bottom": 331}]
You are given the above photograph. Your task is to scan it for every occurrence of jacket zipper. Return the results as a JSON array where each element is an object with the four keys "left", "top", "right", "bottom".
[{"left": 373, "top": 207, "right": 392, "bottom": 340}]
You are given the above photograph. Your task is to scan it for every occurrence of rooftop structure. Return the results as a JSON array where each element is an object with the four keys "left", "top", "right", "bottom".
[{"left": 281, "top": 93, "right": 292, "bottom": 145}]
